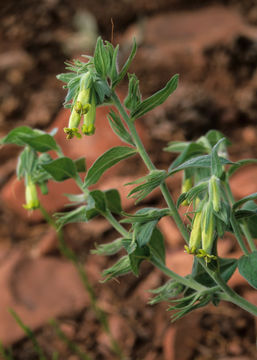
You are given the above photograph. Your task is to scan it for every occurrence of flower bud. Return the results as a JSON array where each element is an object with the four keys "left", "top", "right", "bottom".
[
  {"left": 23, "top": 181, "right": 39, "bottom": 211},
  {"left": 181, "top": 173, "right": 193, "bottom": 206},
  {"left": 209, "top": 175, "right": 221, "bottom": 212},
  {"left": 82, "top": 92, "right": 96, "bottom": 136}
]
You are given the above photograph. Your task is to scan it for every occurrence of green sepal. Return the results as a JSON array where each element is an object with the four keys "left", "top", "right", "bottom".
[
  {"left": 91, "top": 238, "right": 123, "bottom": 256},
  {"left": 124, "top": 73, "right": 142, "bottom": 111},
  {"left": 101, "top": 256, "right": 131, "bottom": 282}
]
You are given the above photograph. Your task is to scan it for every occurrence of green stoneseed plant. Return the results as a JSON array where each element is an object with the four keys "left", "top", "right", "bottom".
[{"left": 1, "top": 37, "right": 257, "bottom": 345}]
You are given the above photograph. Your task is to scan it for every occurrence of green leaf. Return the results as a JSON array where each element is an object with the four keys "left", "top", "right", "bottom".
[
  {"left": 121, "top": 207, "right": 170, "bottom": 224},
  {"left": 228, "top": 159, "right": 257, "bottom": 177},
  {"left": 169, "top": 143, "right": 207, "bottom": 170},
  {"left": 148, "top": 227, "right": 166, "bottom": 264},
  {"left": 240, "top": 201, "right": 257, "bottom": 238},
  {"left": 126, "top": 170, "right": 167, "bottom": 203},
  {"left": 0, "top": 126, "right": 34, "bottom": 146},
  {"left": 93, "top": 78, "right": 111, "bottom": 105},
  {"left": 87, "top": 190, "right": 106, "bottom": 216},
  {"left": 135, "top": 220, "right": 158, "bottom": 247},
  {"left": 177, "top": 181, "right": 208, "bottom": 207},
  {"left": 94, "top": 37, "right": 110, "bottom": 78},
  {"left": 56, "top": 72, "right": 77, "bottom": 84},
  {"left": 129, "top": 246, "right": 150, "bottom": 276},
  {"left": 84, "top": 146, "right": 137, "bottom": 187},
  {"left": 20, "top": 134, "right": 58, "bottom": 152},
  {"left": 163, "top": 141, "right": 191, "bottom": 153},
  {"left": 74, "top": 157, "right": 87, "bottom": 173},
  {"left": 205, "top": 130, "right": 231, "bottom": 148},
  {"left": 104, "top": 189, "right": 122, "bottom": 214},
  {"left": 211, "top": 138, "right": 226, "bottom": 178},
  {"left": 112, "top": 38, "right": 137, "bottom": 88},
  {"left": 233, "top": 192, "right": 257, "bottom": 210},
  {"left": 131, "top": 74, "right": 179, "bottom": 119},
  {"left": 108, "top": 110, "right": 134, "bottom": 146},
  {"left": 168, "top": 155, "right": 234, "bottom": 175},
  {"left": 238, "top": 251, "right": 257, "bottom": 289},
  {"left": 122, "top": 238, "right": 137, "bottom": 254},
  {"left": 41, "top": 157, "right": 77, "bottom": 181},
  {"left": 16, "top": 147, "right": 37, "bottom": 179},
  {"left": 102, "top": 256, "right": 131, "bottom": 282}
]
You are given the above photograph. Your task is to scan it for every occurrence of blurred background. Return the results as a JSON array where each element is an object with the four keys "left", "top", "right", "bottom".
[{"left": 0, "top": 0, "right": 257, "bottom": 359}]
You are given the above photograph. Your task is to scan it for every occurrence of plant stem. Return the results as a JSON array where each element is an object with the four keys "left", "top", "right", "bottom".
[
  {"left": 241, "top": 221, "right": 256, "bottom": 252},
  {"left": 211, "top": 272, "right": 257, "bottom": 317},
  {"left": 111, "top": 92, "right": 257, "bottom": 318},
  {"left": 111, "top": 92, "right": 189, "bottom": 243},
  {"left": 105, "top": 211, "right": 129, "bottom": 238},
  {"left": 39, "top": 204, "right": 125, "bottom": 360},
  {"left": 224, "top": 179, "right": 253, "bottom": 253}
]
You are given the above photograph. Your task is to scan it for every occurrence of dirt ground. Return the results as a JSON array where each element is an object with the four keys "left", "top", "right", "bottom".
[{"left": 0, "top": 0, "right": 257, "bottom": 359}]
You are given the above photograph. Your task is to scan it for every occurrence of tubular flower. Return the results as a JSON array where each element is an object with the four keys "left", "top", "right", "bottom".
[
  {"left": 82, "top": 91, "right": 96, "bottom": 136},
  {"left": 201, "top": 203, "right": 215, "bottom": 255},
  {"left": 64, "top": 73, "right": 92, "bottom": 139},
  {"left": 209, "top": 175, "right": 221, "bottom": 213},
  {"left": 185, "top": 210, "right": 202, "bottom": 255},
  {"left": 23, "top": 180, "right": 39, "bottom": 211},
  {"left": 181, "top": 175, "right": 193, "bottom": 206}
]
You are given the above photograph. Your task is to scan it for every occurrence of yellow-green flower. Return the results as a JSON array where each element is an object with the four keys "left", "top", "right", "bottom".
[
  {"left": 23, "top": 181, "right": 39, "bottom": 211},
  {"left": 82, "top": 92, "right": 96, "bottom": 136},
  {"left": 209, "top": 175, "right": 221, "bottom": 212},
  {"left": 201, "top": 204, "right": 215, "bottom": 255}
]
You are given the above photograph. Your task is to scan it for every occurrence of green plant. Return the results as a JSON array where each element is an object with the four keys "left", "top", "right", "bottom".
[{"left": 1, "top": 36, "right": 257, "bottom": 350}]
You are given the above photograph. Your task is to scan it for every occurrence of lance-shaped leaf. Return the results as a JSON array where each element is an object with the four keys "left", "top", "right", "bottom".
[
  {"left": 177, "top": 181, "right": 208, "bottom": 207},
  {"left": 149, "top": 280, "right": 184, "bottom": 305},
  {"left": 233, "top": 192, "right": 257, "bottom": 210},
  {"left": 94, "top": 37, "right": 110, "bottom": 78},
  {"left": 168, "top": 155, "right": 234, "bottom": 175},
  {"left": 121, "top": 207, "right": 170, "bottom": 224},
  {"left": 238, "top": 251, "right": 257, "bottom": 289},
  {"left": 42, "top": 157, "right": 77, "bottom": 181},
  {"left": 0, "top": 126, "right": 58, "bottom": 152},
  {"left": 19, "top": 134, "right": 58, "bottom": 153},
  {"left": 239, "top": 201, "right": 257, "bottom": 238},
  {"left": 108, "top": 110, "right": 134, "bottom": 146},
  {"left": 164, "top": 141, "right": 191, "bottom": 153},
  {"left": 84, "top": 146, "right": 137, "bottom": 187},
  {"left": 228, "top": 159, "right": 257, "bottom": 177},
  {"left": 131, "top": 74, "right": 179, "bottom": 119},
  {"left": 169, "top": 142, "right": 207, "bottom": 170},
  {"left": 126, "top": 170, "right": 167, "bottom": 203},
  {"left": 211, "top": 138, "right": 226, "bottom": 178},
  {"left": 112, "top": 39, "right": 137, "bottom": 88}
]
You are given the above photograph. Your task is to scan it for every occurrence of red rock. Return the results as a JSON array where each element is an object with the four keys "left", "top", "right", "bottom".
[
  {"left": 158, "top": 216, "right": 183, "bottom": 250},
  {"left": 0, "top": 249, "right": 88, "bottom": 346},
  {"left": 229, "top": 166, "right": 257, "bottom": 200},
  {"left": 163, "top": 326, "right": 176, "bottom": 360},
  {"left": 166, "top": 249, "right": 193, "bottom": 277}
]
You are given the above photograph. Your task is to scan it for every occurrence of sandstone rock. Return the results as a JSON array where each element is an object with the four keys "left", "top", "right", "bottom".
[{"left": 0, "top": 249, "right": 88, "bottom": 346}]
